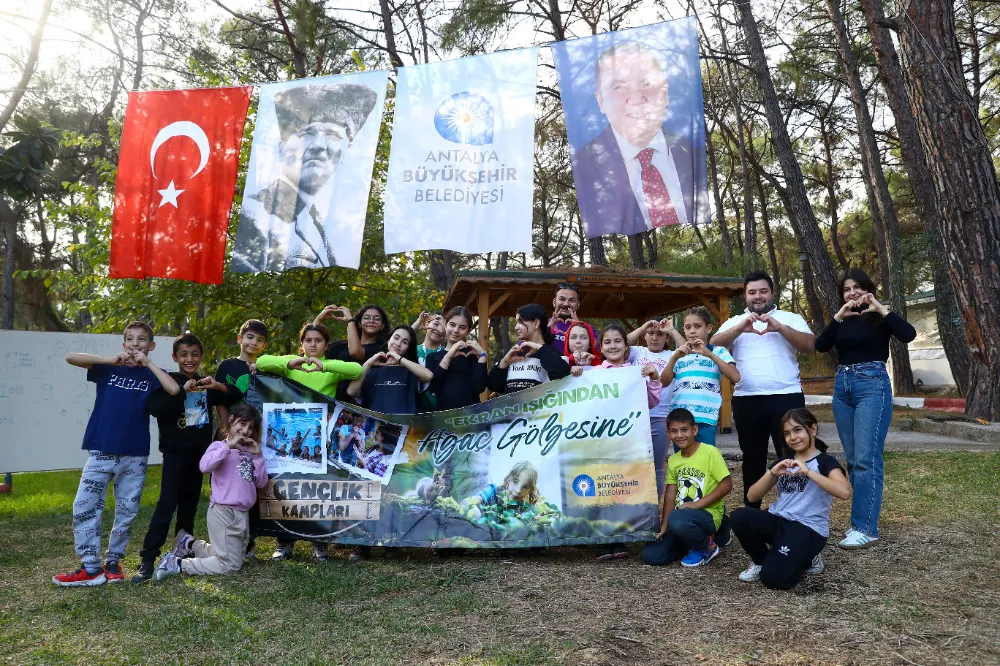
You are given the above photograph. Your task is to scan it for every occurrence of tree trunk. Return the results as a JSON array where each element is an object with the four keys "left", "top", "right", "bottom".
[
  {"left": 588, "top": 237, "right": 607, "bottom": 266},
  {"left": 627, "top": 233, "right": 645, "bottom": 268},
  {"left": 825, "top": 0, "right": 914, "bottom": 393},
  {"left": 1, "top": 196, "right": 17, "bottom": 329},
  {"left": 858, "top": 0, "right": 973, "bottom": 400},
  {"left": 755, "top": 173, "right": 781, "bottom": 294},
  {"left": 706, "top": 127, "right": 733, "bottom": 264},
  {"left": 892, "top": 0, "right": 1000, "bottom": 419},
  {"left": 429, "top": 250, "right": 455, "bottom": 292},
  {"left": 0, "top": 0, "right": 52, "bottom": 134},
  {"left": 819, "top": 109, "right": 850, "bottom": 270},
  {"left": 734, "top": 0, "right": 841, "bottom": 317}
]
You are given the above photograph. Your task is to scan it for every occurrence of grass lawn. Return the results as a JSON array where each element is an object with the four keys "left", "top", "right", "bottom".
[{"left": 2, "top": 453, "right": 999, "bottom": 665}]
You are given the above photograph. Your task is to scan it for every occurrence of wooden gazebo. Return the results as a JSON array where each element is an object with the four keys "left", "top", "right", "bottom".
[{"left": 443, "top": 269, "right": 745, "bottom": 430}]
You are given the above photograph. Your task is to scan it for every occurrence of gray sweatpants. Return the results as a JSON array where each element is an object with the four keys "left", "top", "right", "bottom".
[
  {"left": 73, "top": 452, "right": 148, "bottom": 573},
  {"left": 181, "top": 503, "right": 249, "bottom": 576}
]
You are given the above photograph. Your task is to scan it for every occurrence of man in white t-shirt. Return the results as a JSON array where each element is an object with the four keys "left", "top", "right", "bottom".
[{"left": 711, "top": 271, "right": 816, "bottom": 508}]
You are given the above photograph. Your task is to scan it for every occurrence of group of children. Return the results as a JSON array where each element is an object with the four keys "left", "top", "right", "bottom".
[{"left": 54, "top": 302, "right": 849, "bottom": 592}]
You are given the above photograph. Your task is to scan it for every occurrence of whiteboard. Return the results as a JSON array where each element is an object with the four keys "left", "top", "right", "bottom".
[{"left": 0, "top": 331, "right": 177, "bottom": 473}]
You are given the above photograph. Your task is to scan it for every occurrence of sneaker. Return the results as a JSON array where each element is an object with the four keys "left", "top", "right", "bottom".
[
  {"left": 312, "top": 543, "right": 330, "bottom": 561},
  {"left": 738, "top": 562, "right": 762, "bottom": 582},
  {"left": 52, "top": 566, "right": 106, "bottom": 587},
  {"left": 612, "top": 545, "right": 629, "bottom": 559},
  {"left": 171, "top": 529, "right": 195, "bottom": 558},
  {"left": 595, "top": 546, "right": 616, "bottom": 562},
  {"left": 154, "top": 552, "right": 182, "bottom": 581},
  {"left": 103, "top": 561, "right": 125, "bottom": 583},
  {"left": 131, "top": 559, "right": 155, "bottom": 583},
  {"left": 838, "top": 529, "right": 879, "bottom": 550},
  {"left": 272, "top": 543, "right": 294, "bottom": 561},
  {"left": 806, "top": 553, "right": 825, "bottom": 575},
  {"left": 349, "top": 546, "right": 370, "bottom": 562},
  {"left": 680, "top": 537, "right": 720, "bottom": 567}
]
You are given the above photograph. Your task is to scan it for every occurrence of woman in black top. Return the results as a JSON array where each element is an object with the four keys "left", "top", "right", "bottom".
[
  {"left": 815, "top": 269, "right": 916, "bottom": 551},
  {"left": 314, "top": 304, "right": 391, "bottom": 400},
  {"left": 425, "top": 306, "right": 488, "bottom": 411}
]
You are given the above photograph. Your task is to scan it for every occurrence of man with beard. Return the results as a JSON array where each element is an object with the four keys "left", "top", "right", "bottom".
[
  {"left": 233, "top": 83, "right": 378, "bottom": 272},
  {"left": 549, "top": 283, "right": 583, "bottom": 352},
  {"left": 711, "top": 271, "right": 815, "bottom": 507}
]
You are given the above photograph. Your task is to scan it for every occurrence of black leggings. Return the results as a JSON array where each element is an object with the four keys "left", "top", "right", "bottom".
[
  {"left": 730, "top": 507, "right": 826, "bottom": 590},
  {"left": 139, "top": 450, "right": 204, "bottom": 561},
  {"left": 731, "top": 393, "right": 805, "bottom": 507}
]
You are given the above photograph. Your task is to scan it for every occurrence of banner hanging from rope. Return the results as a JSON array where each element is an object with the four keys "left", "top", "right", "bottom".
[
  {"left": 382, "top": 48, "right": 539, "bottom": 257},
  {"left": 552, "top": 17, "right": 711, "bottom": 239},
  {"left": 233, "top": 71, "right": 390, "bottom": 273}
]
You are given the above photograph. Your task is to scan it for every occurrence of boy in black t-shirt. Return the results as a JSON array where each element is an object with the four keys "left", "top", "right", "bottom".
[
  {"left": 215, "top": 319, "right": 269, "bottom": 425},
  {"left": 132, "top": 334, "right": 241, "bottom": 582}
]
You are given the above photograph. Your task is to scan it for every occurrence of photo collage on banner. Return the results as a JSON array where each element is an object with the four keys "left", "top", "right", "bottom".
[
  {"left": 382, "top": 48, "right": 539, "bottom": 256},
  {"left": 552, "top": 16, "right": 710, "bottom": 239},
  {"left": 233, "top": 71, "right": 390, "bottom": 273},
  {"left": 327, "top": 403, "right": 409, "bottom": 483}
]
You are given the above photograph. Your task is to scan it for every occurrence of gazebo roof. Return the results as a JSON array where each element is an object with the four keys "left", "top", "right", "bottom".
[{"left": 444, "top": 268, "right": 744, "bottom": 321}]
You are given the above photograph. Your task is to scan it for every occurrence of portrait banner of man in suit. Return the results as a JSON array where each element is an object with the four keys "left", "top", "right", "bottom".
[
  {"left": 552, "top": 18, "right": 711, "bottom": 239},
  {"left": 233, "top": 72, "right": 389, "bottom": 273}
]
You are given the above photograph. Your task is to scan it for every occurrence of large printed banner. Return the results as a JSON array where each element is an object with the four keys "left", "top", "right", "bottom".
[
  {"left": 250, "top": 367, "right": 659, "bottom": 548},
  {"left": 552, "top": 17, "right": 710, "bottom": 239},
  {"left": 233, "top": 72, "right": 390, "bottom": 272},
  {"left": 382, "top": 49, "right": 538, "bottom": 257}
]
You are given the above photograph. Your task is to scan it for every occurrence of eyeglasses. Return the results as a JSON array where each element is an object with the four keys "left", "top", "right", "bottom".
[
  {"left": 361, "top": 315, "right": 382, "bottom": 323},
  {"left": 556, "top": 282, "right": 579, "bottom": 293}
]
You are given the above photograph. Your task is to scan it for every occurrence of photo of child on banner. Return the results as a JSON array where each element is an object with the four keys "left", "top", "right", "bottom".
[{"left": 246, "top": 367, "right": 660, "bottom": 548}]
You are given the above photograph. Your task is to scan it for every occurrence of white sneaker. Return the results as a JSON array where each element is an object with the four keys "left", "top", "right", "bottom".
[
  {"left": 806, "top": 553, "right": 824, "bottom": 575},
  {"left": 738, "top": 562, "right": 762, "bottom": 582},
  {"left": 838, "top": 530, "right": 879, "bottom": 550}
]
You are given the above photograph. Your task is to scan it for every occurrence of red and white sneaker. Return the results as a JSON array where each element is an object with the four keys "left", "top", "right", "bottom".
[
  {"left": 103, "top": 561, "right": 125, "bottom": 583},
  {"left": 52, "top": 566, "right": 106, "bottom": 587}
]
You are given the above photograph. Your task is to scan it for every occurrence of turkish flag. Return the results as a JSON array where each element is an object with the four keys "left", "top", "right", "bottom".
[{"left": 110, "top": 87, "right": 252, "bottom": 284}]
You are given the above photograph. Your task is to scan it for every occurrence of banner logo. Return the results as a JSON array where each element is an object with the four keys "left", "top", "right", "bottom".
[
  {"left": 434, "top": 92, "right": 494, "bottom": 145},
  {"left": 572, "top": 474, "right": 596, "bottom": 497}
]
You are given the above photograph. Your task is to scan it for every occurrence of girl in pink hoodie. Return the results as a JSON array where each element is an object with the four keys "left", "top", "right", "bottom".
[{"left": 154, "top": 404, "right": 268, "bottom": 580}]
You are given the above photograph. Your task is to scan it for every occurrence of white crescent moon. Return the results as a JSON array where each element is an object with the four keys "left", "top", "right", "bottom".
[{"left": 149, "top": 121, "right": 210, "bottom": 180}]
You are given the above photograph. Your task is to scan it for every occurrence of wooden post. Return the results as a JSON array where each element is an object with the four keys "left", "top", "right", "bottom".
[
  {"left": 717, "top": 293, "right": 734, "bottom": 433},
  {"left": 477, "top": 287, "right": 490, "bottom": 354}
]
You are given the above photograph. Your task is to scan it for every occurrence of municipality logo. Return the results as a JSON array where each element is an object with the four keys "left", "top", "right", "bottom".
[
  {"left": 572, "top": 474, "right": 596, "bottom": 497},
  {"left": 434, "top": 92, "right": 494, "bottom": 145}
]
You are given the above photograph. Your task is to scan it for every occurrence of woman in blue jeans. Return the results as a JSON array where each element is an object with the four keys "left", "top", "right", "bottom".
[{"left": 815, "top": 269, "right": 916, "bottom": 549}]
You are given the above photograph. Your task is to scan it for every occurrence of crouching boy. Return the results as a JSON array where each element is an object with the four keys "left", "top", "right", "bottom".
[
  {"left": 642, "top": 408, "right": 733, "bottom": 568},
  {"left": 155, "top": 404, "right": 267, "bottom": 579}
]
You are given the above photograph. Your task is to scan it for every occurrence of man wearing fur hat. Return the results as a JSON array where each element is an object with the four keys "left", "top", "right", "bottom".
[{"left": 234, "top": 82, "right": 378, "bottom": 272}]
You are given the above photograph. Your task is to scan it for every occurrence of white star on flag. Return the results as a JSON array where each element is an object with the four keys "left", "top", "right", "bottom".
[{"left": 157, "top": 180, "right": 184, "bottom": 207}]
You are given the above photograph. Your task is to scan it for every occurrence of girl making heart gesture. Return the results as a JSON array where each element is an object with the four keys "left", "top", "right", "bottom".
[
  {"left": 346, "top": 325, "right": 432, "bottom": 415},
  {"left": 425, "top": 307, "right": 488, "bottom": 411}
]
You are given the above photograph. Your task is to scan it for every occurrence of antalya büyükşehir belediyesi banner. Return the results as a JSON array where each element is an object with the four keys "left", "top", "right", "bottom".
[{"left": 249, "top": 366, "right": 659, "bottom": 548}]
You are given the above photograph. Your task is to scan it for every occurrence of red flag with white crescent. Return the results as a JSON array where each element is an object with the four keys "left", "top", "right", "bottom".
[{"left": 110, "top": 87, "right": 252, "bottom": 284}]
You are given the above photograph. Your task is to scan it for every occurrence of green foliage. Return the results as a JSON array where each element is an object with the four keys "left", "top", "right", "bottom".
[{"left": 0, "top": 115, "right": 61, "bottom": 201}]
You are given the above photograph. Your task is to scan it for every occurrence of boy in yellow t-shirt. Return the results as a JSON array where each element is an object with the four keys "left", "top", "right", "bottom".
[{"left": 642, "top": 408, "right": 733, "bottom": 567}]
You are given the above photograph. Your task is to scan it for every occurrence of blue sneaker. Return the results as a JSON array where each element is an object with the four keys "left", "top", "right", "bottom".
[
  {"left": 154, "top": 552, "right": 182, "bottom": 581},
  {"left": 680, "top": 537, "right": 720, "bottom": 567}
]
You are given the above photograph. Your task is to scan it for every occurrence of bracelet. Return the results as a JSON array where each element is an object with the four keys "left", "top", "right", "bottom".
[
  {"left": 479, "top": 352, "right": 487, "bottom": 358},
  {"left": 833, "top": 315, "right": 844, "bottom": 324}
]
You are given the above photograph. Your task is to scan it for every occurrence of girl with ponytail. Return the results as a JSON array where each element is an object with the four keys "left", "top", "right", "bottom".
[{"left": 729, "top": 408, "right": 851, "bottom": 590}]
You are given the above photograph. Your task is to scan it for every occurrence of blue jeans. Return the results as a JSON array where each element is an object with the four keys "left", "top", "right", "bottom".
[
  {"left": 695, "top": 422, "right": 716, "bottom": 445},
  {"left": 833, "top": 362, "right": 892, "bottom": 538}
]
